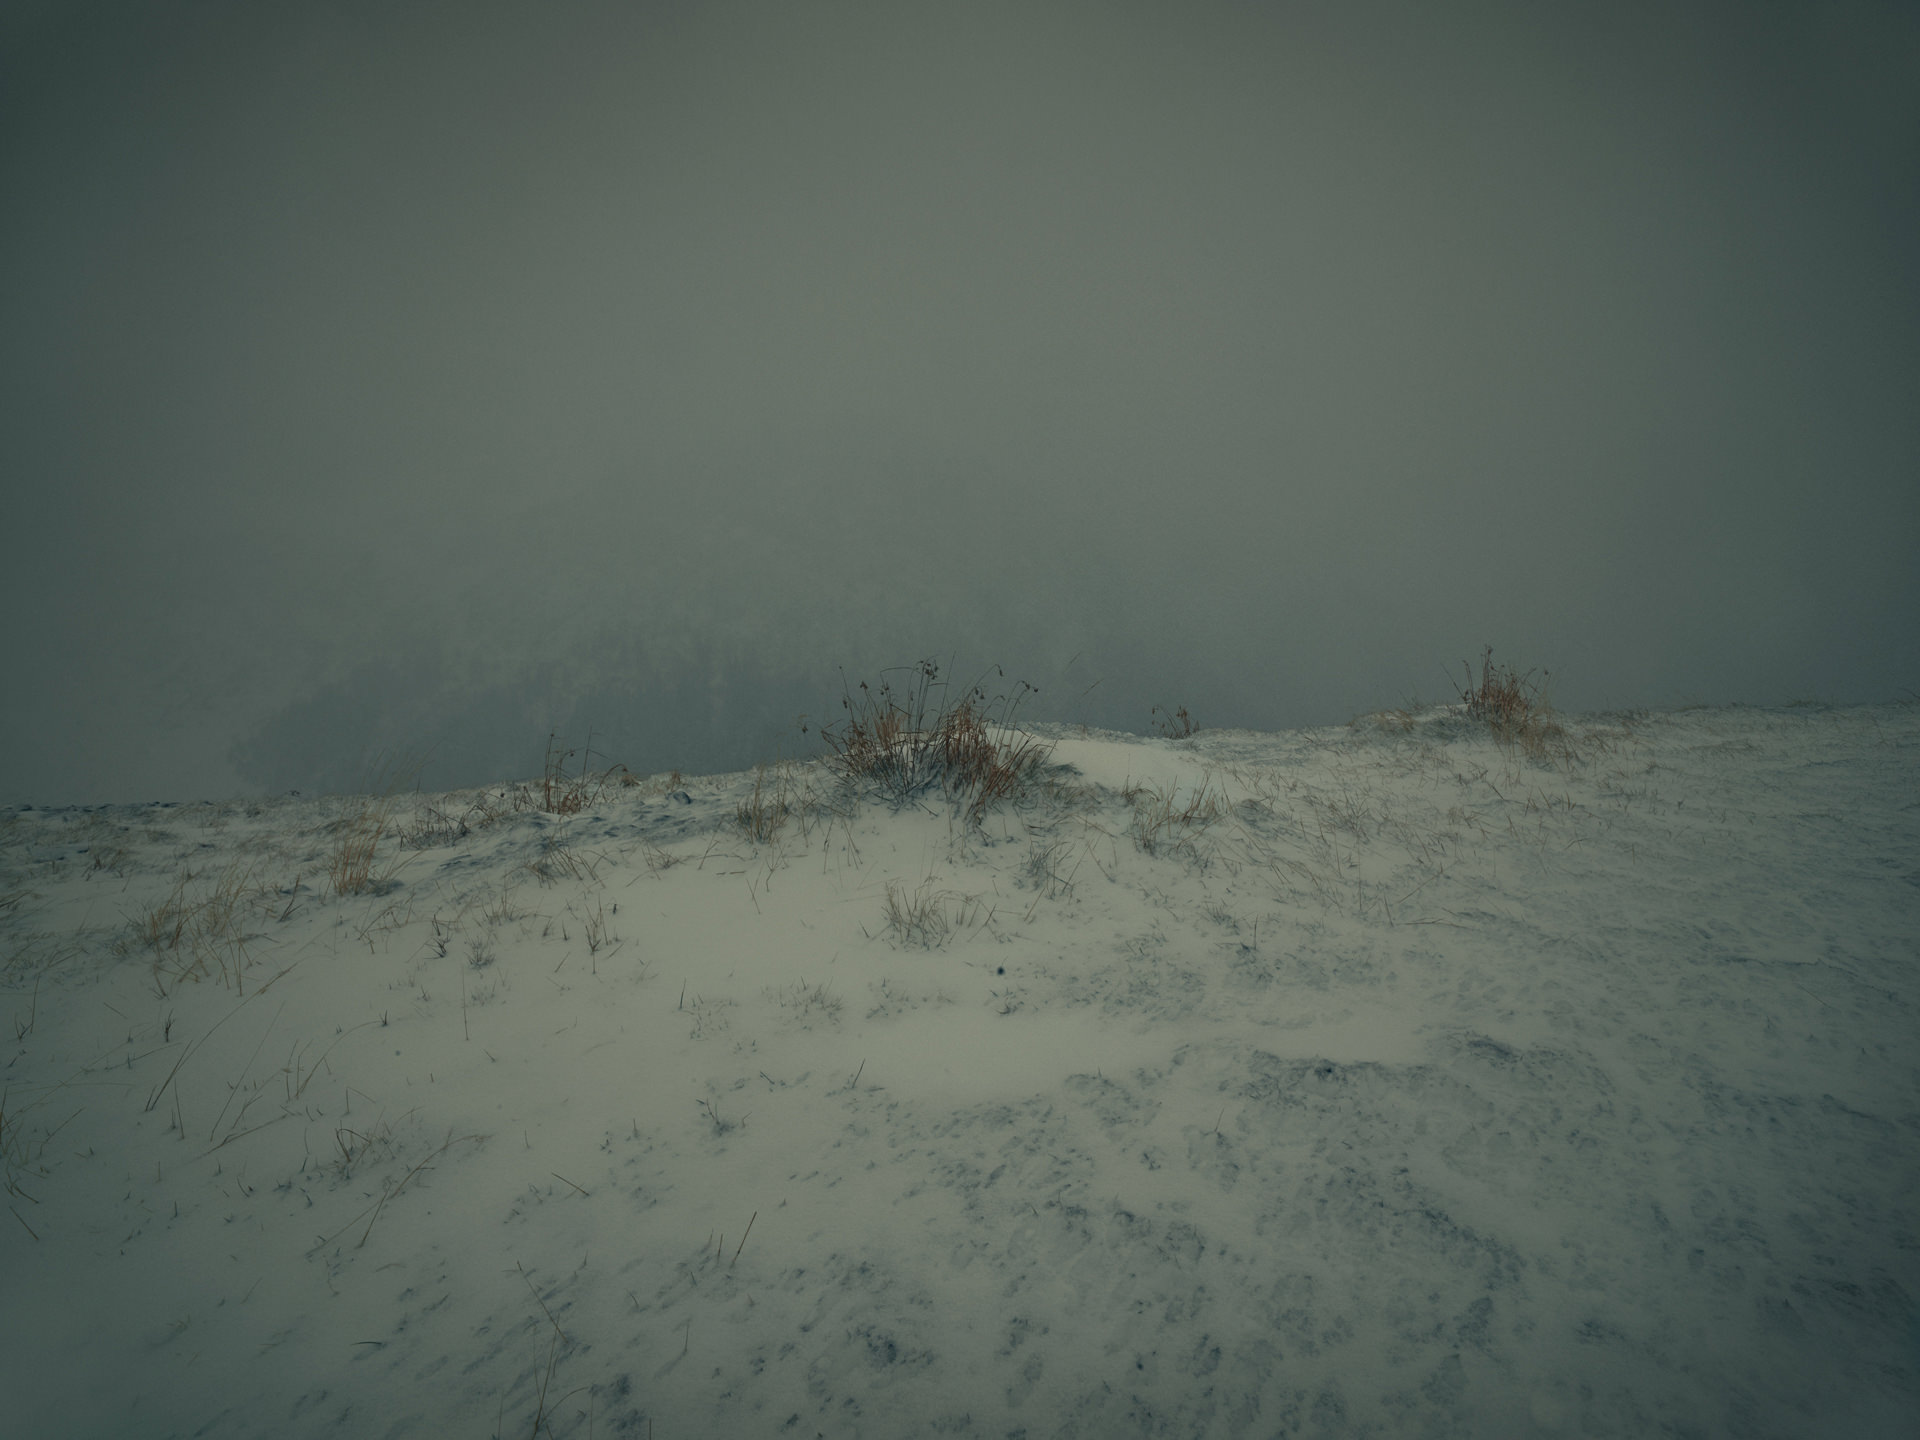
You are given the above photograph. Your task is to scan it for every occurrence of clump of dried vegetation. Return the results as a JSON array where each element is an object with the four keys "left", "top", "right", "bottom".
[
  {"left": 1456, "top": 646, "right": 1572, "bottom": 762},
  {"left": 535, "top": 730, "right": 633, "bottom": 815},
  {"left": 396, "top": 739, "right": 679, "bottom": 853},
  {"left": 326, "top": 754, "right": 427, "bottom": 898},
  {"left": 878, "top": 876, "right": 986, "bottom": 948},
  {"left": 735, "top": 762, "right": 795, "bottom": 845},
  {"left": 814, "top": 658, "right": 1055, "bottom": 824},
  {"left": 1125, "top": 777, "right": 1233, "bottom": 860},
  {"left": 1150, "top": 704, "right": 1196, "bottom": 739},
  {"left": 120, "top": 860, "right": 275, "bottom": 993}
]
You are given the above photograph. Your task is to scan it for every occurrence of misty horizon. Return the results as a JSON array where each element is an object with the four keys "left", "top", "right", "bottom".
[{"left": 6, "top": 0, "right": 1916, "bottom": 806}]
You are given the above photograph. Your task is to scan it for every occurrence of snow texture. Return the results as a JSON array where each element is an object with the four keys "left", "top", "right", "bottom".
[{"left": 1, "top": 701, "right": 1915, "bottom": 1438}]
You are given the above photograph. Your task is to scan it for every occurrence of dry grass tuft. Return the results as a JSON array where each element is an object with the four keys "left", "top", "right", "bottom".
[
  {"left": 1023, "top": 837, "right": 1080, "bottom": 899},
  {"left": 879, "top": 877, "right": 984, "bottom": 948},
  {"left": 735, "top": 763, "right": 794, "bottom": 845},
  {"left": 817, "top": 659, "right": 1054, "bottom": 823},
  {"left": 329, "top": 805, "right": 395, "bottom": 897},
  {"left": 125, "top": 860, "right": 270, "bottom": 992},
  {"left": 398, "top": 737, "right": 648, "bottom": 852},
  {"left": 536, "top": 731, "right": 630, "bottom": 816},
  {"left": 1127, "top": 778, "right": 1232, "bottom": 860},
  {"left": 395, "top": 797, "right": 479, "bottom": 849},
  {"left": 1151, "top": 705, "right": 1196, "bottom": 739},
  {"left": 1456, "top": 646, "right": 1574, "bottom": 763},
  {"left": 327, "top": 753, "right": 430, "bottom": 898}
]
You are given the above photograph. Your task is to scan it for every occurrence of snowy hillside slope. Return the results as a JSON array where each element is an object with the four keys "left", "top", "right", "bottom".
[{"left": 1, "top": 700, "right": 1914, "bottom": 1438}]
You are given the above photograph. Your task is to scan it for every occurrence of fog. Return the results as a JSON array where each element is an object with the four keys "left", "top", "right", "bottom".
[{"left": 5, "top": 0, "right": 1915, "bottom": 806}]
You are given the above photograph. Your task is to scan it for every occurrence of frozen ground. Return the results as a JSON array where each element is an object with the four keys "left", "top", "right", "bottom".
[{"left": 1, "top": 700, "right": 1915, "bottom": 1438}]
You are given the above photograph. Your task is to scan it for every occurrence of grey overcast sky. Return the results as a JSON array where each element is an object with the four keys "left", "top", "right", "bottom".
[{"left": 4, "top": 0, "right": 1916, "bottom": 805}]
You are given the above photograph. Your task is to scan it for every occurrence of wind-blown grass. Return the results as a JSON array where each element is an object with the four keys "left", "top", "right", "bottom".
[
  {"left": 1456, "top": 645, "right": 1573, "bottom": 763},
  {"left": 815, "top": 658, "right": 1055, "bottom": 823}
]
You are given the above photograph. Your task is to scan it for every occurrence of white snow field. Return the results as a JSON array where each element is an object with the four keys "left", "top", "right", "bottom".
[{"left": 2, "top": 700, "right": 1914, "bottom": 1439}]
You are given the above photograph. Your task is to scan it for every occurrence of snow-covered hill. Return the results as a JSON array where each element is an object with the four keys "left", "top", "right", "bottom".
[{"left": 2, "top": 701, "right": 1914, "bottom": 1438}]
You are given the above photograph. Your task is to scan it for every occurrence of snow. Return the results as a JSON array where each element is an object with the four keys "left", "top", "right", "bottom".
[{"left": 1, "top": 701, "right": 1914, "bottom": 1438}]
